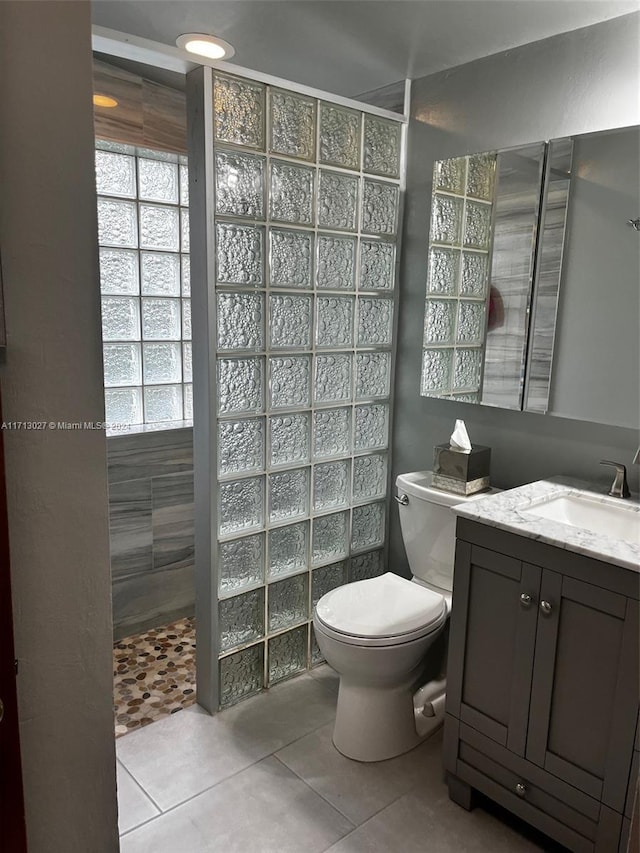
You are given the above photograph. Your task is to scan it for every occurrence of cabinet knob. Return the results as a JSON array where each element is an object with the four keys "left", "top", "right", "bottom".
[
  {"left": 540, "top": 600, "right": 553, "bottom": 615},
  {"left": 515, "top": 782, "right": 527, "bottom": 798},
  {"left": 519, "top": 593, "right": 532, "bottom": 608}
]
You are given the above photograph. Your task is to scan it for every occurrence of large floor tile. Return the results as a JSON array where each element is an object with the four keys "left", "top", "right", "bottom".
[
  {"left": 308, "top": 663, "right": 340, "bottom": 694},
  {"left": 117, "top": 673, "right": 336, "bottom": 810},
  {"left": 324, "top": 784, "right": 544, "bottom": 853},
  {"left": 116, "top": 760, "right": 160, "bottom": 835},
  {"left": 120, "top": 755, "right": 354, "bottom": 853},
  {"left": 277, "top": 721, "right": 444, "bottom": 825}
]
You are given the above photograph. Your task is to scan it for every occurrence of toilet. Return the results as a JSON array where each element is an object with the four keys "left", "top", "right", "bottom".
[{"left": 313, "top": 470, "right": 497, "bottom": 762}]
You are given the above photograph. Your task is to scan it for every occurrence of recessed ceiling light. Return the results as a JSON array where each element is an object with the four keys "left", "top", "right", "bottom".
[
  {"left": 93, "top": 94, "right": 118, "bottom": 109},
  {"left": 176, "top": 33, "right": 235, "bottom": 61}
]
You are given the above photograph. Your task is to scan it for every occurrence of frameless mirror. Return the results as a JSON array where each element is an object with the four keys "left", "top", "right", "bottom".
[
  {"left": 420, "top": 139, "right": 572, "bottom": 412},
  {"left": 548, "top": 125, "right": 639, "bottom": 430}
]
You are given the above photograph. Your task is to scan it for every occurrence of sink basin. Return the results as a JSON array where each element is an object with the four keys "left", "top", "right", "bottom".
[{"left": 524, "top": 492, "right": 640, "bottom": 545}]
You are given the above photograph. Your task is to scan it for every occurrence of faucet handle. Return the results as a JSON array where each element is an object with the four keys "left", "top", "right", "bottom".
[
  {"left": 600, "top": 460, "right": 631, "bottom": 499},
  {"left": 633, "top": 447, "right": 640, "bottom": 465}
]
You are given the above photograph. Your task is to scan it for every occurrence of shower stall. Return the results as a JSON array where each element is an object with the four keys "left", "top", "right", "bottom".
[{"left": 186, "top": 64, "right": 406, "bottom": 710}]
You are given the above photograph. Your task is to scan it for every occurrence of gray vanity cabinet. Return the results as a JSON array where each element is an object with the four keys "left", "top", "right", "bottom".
[
  {"left": 526, "top": 571, "right": 638, "bottom": 811},
  {"left": 444, "top": 519, "right": 640, "bottom": 853},
  {"left": 446, "top": 542, "right": 542, "bottom": 755}
]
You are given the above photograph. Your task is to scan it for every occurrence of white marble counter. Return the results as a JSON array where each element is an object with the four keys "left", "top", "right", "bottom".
[{"left": 452, "top": 477, "right": 640, "bottom": 572}]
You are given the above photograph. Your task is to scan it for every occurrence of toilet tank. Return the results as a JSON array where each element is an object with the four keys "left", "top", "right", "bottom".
[{"left": 396, "top": 471, "right": 497, "bottom": 593}]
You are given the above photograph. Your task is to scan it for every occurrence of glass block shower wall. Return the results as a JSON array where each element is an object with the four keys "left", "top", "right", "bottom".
[
  {"left": 95, "top": 142, "right": 192, "bottom": 426},
  {"left": 421, "top": 154, "right": 496, "bottom": 402},
  {"left": 191, "top": 69, "right": 405, "bottom": 708}
]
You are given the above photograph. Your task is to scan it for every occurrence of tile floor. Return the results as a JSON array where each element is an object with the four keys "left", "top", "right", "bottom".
[
  {"left": 116, "top": 666, "right": 555, "bottom": 852},
  {"left": 113, "top": 617, "right": 197, "bottom": 737}
]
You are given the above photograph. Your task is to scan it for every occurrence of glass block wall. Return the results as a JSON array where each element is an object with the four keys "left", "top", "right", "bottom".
[
  {"left": 421, "top": 153, "right": 496, "bottom": 402},
  {"left": 208, "top": 72, "right": 404, "bottom": 707},
  {"left": 95, "top": 142, "right": 192, "bottom": 425}
]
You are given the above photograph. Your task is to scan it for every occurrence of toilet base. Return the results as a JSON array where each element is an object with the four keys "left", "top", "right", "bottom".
[{"left": 332, "top": 677, "right": 432, "bottom": 762}]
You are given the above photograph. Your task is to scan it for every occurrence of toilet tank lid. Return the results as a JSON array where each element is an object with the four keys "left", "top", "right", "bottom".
[
  {"left": 315, "top": 572, "right": 446, "bottom": 638},
  {"left": 395, "top": 471, "right": 500, "bottom": 505}
]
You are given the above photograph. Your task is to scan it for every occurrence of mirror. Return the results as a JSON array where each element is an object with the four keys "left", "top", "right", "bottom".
[
  {"left": 420, "top": 139, "right": 572, "bottom": 412},
  {"left": 420, "top": 125, "right": 640, "bottom": 429},
  {"left": 548, "top": 125, "right": 639, "bottom": 430}
]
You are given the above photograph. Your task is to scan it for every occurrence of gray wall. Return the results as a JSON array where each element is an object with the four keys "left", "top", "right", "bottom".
[
  {"left": 108, "top": 428, "right": 195, "bottom": 639},
  {"left": 391, "top": 13, "right": 640, "bottom": 574},
  {"left": 0, "top": 2, "right": 118, "bottom": 850},
  {"left": 551, "top": 126, "right": 640, "bottom": 429}
]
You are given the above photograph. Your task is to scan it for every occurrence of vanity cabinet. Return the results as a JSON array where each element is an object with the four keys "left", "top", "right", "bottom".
[{"left": 444, "top": 518, "right": 640, "bottom": 853}]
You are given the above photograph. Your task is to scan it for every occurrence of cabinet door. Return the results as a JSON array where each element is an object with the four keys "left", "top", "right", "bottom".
[
  {"left": 447, "top": 541, "right": 541, "bottom": 755},
  {"left": 527, "top": 571, "right": 639, "bottom": 813}
]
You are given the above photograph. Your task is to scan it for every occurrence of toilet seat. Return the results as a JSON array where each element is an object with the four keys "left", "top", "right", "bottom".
[{"left": 314, "top": 572, "right": 447, "bottom": 648}]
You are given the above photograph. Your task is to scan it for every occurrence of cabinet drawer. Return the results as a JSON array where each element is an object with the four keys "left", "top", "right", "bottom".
[
  {"left": 458, "top": 741, "right": 598, "bottom": 845},
  {"left": 458, "top": 719, "right": 601, "bottom": 822}
]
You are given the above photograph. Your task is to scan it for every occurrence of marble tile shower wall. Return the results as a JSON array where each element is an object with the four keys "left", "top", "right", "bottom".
[
  {"left": 108, "top": 428, "right": 195, "bottom": 640},
  {"left": 210, "top": 73, "right": 404, "bottom": 707}
]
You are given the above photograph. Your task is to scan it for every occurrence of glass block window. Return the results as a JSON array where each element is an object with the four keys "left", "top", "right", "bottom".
[
  {"left": 211, "top": 72, "right": 403, "bottom": 707},
  {"left": 96, "top": 142, "right": 191, "bottom": 426},
  {"left": 421, "top": 153, "right": 495, "bottom": 398}
]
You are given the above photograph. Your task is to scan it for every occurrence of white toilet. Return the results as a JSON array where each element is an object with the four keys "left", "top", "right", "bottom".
[{"left": 313, "top": 470, "right": 495, "bottom": 762}]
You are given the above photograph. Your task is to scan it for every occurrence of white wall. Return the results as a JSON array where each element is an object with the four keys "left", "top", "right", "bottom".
[
  {"left": 0, "top": 2, "right": 119, "bottom": 850},
  {"left": 391, "top": 14, "right": 640, "bottom": 571}
]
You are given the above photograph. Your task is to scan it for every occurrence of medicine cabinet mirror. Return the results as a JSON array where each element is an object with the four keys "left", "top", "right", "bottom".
[{"left": 420, "top": 138, "right": 572, "bottom": 413}]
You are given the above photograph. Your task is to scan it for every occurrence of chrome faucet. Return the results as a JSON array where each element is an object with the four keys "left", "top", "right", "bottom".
[{"left": 600, "top": 460, "right": 630, "bottom": 499}]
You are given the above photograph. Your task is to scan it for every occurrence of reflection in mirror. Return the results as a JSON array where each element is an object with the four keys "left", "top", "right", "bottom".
[
  {"left": 482, "top": 142, "right": 545, "bottom": 409},
  {"left": 420, "top": 141, "right": 572, "bottom": 412},
  {"left": 422, "top": 152, "right": 496, "bottom": 404},
  {"left": 524, "top": 139, "right": 573, "bottom": 413}
]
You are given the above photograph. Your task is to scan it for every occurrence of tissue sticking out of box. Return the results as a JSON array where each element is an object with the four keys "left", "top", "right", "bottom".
[
  {"left": 432, "top": 424, "right": 491, "bottom": 495},
  {"left": 450, "top": 419, "right": 472, "bottom": 454}
]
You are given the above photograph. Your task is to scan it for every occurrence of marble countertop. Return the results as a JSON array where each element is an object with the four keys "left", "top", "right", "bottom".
[{"left": 452, "top": 477, "right": 640, "bottom": 572}]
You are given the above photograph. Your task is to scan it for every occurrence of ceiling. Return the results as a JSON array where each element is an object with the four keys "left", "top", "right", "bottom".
[{"left": 91, "top": 0, "right": 640, "bottom": 98}]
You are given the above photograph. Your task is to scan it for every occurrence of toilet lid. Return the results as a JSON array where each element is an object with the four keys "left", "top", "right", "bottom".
[{"left": 315, "top": 572, "right": 446, "bottom": 639}]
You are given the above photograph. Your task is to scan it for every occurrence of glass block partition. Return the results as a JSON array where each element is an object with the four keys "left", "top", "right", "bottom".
[
  {"left": 190, "top": 69, "right": 405, "bottom": 708},
  {"left": 95, "top": 142, "right": 192, "bottom": 425},
  {"left": 421, "top": 153, "right": 496, "bottom": 402}
]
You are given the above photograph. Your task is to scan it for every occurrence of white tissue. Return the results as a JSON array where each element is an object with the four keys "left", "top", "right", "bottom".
[{"left": 450, "top": 419, "right": 472, "bottom": 453}]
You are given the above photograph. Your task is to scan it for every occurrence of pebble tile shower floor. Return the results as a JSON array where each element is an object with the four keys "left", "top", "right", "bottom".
[{"left": 113, "top": 617, "right": 197, "bottom": 737}]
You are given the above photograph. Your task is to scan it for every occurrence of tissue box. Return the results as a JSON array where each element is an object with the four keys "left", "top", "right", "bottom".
[{"left": 432, "top": 444, "right": 491, "bottom": 496}]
